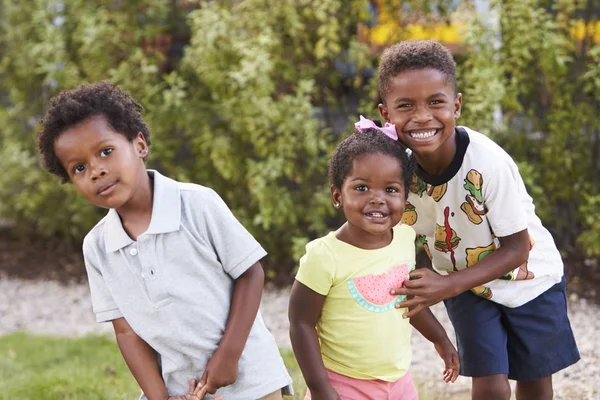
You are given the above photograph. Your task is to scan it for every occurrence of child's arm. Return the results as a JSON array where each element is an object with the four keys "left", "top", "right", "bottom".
[
  {"left": 198, "top": 261, "right": 265, "bottom": 395},
  {"left": 289, "top": 281, "right": 341, "bottom": 400},
  {"left": 394, "top": 229, "right": 530, "bottom": 317},
  {"left": 409, "top": 306, "right": 459, "bottom": 383},
  {"left": 112, "top": 317, "right": 171, "bottom": 400}
]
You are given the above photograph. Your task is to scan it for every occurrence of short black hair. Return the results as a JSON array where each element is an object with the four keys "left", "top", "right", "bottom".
[
  {"left": 378, "top": 40, "right": 457, "bottom": 101},
  {"left": 37, "top": 81, "right": 151, "bottom": 183},
  {"left": 328, "top": 126, "right": 414, "bottom": 199}
]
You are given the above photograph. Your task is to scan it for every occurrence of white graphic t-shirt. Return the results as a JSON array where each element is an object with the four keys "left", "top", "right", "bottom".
[{"left": 402, "top": 126, "right": 563, "bottom": 307}]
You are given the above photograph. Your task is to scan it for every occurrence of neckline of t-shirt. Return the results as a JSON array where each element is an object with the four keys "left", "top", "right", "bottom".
[
  {"left": 414, "top": 127, "right": 470, "bottom": 186},
  {"left": 327, "top": 225, "right": 402, "bottom": 252}
]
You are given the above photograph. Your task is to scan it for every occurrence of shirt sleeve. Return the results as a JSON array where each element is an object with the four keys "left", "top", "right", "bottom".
[
  {"left": 295, "top": 240, "right": 335, "bottom": 296},
  {"left": 483, "top": 159, "right": 529, "bottom": 238},
  {"left": 82, "top": 237, "right": 123, "bottom": 323},
  {"left": 200, "top": 188, "right": 267, "bottom": 279}
]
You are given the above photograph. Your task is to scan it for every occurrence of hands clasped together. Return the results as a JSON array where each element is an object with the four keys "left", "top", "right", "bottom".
[{"left": 168, "top": 350, "right": 237, "bottom": 400}]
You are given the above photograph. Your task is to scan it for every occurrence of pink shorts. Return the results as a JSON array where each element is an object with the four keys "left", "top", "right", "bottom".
[{"left": 304, "top": 369, "right": 418, "bottom": 400}]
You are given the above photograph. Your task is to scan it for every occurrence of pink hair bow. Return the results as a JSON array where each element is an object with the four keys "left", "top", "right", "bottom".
[{"left": 354, "top": 115, "right": 398, "bottom": 141}]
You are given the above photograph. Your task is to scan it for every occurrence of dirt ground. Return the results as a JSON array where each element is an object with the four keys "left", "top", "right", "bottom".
[
  {"left": 1, "top": 226, "right": 598, "bottom": 304},
  {"left": 0, "top": 227, "right": 86, "bottom": 284}
]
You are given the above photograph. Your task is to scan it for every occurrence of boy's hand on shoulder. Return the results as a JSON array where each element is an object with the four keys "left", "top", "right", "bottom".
[
  {"left": 433, "top": 339, "right": 460, "bottom": 383},
  {"left": 198, "top": 350, "right": 239, "bottom": 395},
  {"left": 392, "top": 269, "right": 455, "bottom": 318}
]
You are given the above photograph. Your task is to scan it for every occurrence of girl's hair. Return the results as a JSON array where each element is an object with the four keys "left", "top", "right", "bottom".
[
  {"left": 328, "top": 126, "right": 414, "bottom": 199},
  {"left": 37, "top": 81, "right": 151, "bottom": 183}
]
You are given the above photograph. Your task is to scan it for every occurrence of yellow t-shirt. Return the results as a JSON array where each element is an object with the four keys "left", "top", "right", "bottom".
[{"left": 295, "top": 224, "right": 416, "bottom": 382}]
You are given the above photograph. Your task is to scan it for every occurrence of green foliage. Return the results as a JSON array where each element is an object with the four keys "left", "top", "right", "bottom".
[
  {"left": 2, "top": 0, "right": 598, "bottom": 278},
  {"left": 459, "top": 0, "right": 600, "bottom": 260},
  {"left": 0, "top": 0, "right": 373, "bottom": 279}
]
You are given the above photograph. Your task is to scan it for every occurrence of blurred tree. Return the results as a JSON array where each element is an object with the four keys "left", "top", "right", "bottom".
[
  {"left": 3, "top": 0, "right": 597, "bottom": 285},
  {"left": 458, "top": 0, "right": 600, "bottom": 283},
  {"left": 0, "top": 0, "right": 373, "bottom": 281}
]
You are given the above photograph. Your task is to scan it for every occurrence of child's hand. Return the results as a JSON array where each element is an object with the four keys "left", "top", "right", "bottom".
[
  {"left": 433, "top": 339, "right": 460, "bottom": 383},
  {"left": 392, "top": 269, "right": 455, "bottom": 317},
  {"left": 167, "top": 379, "right": 223, "bottom": 400},
  {"left": 197, "top": 350, "right": 239, "bottom": 395}
]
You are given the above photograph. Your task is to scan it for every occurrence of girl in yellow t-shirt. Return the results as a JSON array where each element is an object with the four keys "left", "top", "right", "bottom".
[{"left": 289, "top": 118, "right": 459, "bottom": 400}]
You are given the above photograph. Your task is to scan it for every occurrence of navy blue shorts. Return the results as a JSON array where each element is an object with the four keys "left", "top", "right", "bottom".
[{"left": 444, "top": 276, "right": 580, "bottom": 381}]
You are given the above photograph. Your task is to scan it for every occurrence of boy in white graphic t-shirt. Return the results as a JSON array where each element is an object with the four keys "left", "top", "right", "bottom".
[{"left": 378, "top": 40, "right": 580, "bottom": 400}]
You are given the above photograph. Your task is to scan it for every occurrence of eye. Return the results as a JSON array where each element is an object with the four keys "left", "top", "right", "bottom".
[
  {"left": 100, "top": 148, "right": 113, "bottom": 157},
  {"left": 430, "top": 99, "right": 444, "bottom": 105},
  {"left": 355, "top": 185, "right": 368, "bottom": 192},
  {"left": 397, "top": 103, "right": 412, "bottom": 109},
  {"left": 73, "top": 164, "right": 86, "bottom": 174},
  {"left": 386, "top": 187, "right": 399, "bottom": 193}
]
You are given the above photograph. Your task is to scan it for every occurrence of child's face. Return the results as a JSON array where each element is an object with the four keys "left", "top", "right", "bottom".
[
  {"left": 331, "top": 153, "right": 406, "bottom": 239},
  {"left": 54, "top": 115, "right": 149, "bottom": 210},
  {"left": 379, "top": 68, "right": 462, "bottom": 162}
]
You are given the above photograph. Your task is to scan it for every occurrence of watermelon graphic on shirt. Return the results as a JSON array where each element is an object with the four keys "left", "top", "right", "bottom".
[{"left": 347, "top": 264, "right": 411, "bottom": 313}]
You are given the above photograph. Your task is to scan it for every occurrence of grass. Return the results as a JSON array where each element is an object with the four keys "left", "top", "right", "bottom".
[
  {"left": 0, "top": 332, "right": 306, "bottom": 400},
  {"left": 0, "top": 333, "right": 471, "bottom": 400}
]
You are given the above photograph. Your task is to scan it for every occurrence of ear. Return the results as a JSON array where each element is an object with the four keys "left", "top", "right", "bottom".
[
  {"left": 454, "top": 93, "right": 463, "bottom": 119},
  {"left": 134, "top": 132, "right": 149, "bottom": 158},
  {"left": 378, "top": 103, "right": 390, "bottom": 123},
  {"left": 330, "top": 184, "right": 342, "bottom": 209}
]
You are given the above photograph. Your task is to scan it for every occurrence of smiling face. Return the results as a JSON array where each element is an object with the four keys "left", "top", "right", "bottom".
[
  {"left": 379, "top": 68, "right": 462, "bottom": 173},
  {"left": 331, "top": 152, "right": 406, "bottom": 246},
  {"left": 54, "top": 115, "right": 149, "bottom": 210}
]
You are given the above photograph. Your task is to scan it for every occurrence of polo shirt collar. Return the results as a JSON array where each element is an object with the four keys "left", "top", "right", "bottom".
[{"left": 104, "top": 169, "right": 181, "bottom": 252}]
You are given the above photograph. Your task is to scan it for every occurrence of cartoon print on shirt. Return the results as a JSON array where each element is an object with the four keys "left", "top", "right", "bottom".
[
  {"left": 461, "top": 169, "right": 486, "bottom": 224},
  {"left": 418, "top": 235, "right": 432, "bottom": 260},
  {"left": 402, "top": 201, "right": 417, "bottom": 226},
  {"left": 409, "top": 174, "right": 428, "bottom": 197},
  {"left": 498, "top": 236, "right": 536, "bottom": 281},
  {"left": 434, "top": 207, "right": 461, "bottom": 271},
  {"left": 426, "top": 183, "right": 448, "bottom": 202},
  {"left": 465, "top": 243, "right": 496, "bottom": 299}
]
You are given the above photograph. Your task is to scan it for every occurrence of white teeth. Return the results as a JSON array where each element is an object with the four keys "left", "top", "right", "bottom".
[
  {"left": 410, "top": 130, "right": 437, "bottom": 139},
  {"left": 368, "top": 212, "right": 384, "bottom": 218}
]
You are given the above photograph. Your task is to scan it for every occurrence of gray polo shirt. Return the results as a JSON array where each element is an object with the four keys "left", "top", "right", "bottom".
[{"left": 83, "top": 170, "right": 292, "bottom": 399}]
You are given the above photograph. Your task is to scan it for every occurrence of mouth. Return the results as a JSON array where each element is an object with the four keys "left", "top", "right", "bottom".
[
  {"left": 405, "top": 128, "right": 442, "bottom": 141},
  {"left": 97, "top": 181, "right": 119, "bottom": 196},
  {"left": 364, "top": 211, "right": 389, "bottom": 220}
]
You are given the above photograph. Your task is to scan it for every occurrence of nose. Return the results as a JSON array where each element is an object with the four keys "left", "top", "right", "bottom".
[
  {"left": 369, "top": 195, "right": 384, "bottom": 205},
  {"left": 412, "top": 105, "right": 433, "bottom": 124},
  {"left": 89, "top": 161, "right": 108, "bottom": 181}
]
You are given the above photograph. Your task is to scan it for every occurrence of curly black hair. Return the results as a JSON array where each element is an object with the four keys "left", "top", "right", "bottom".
[
  {"left": 378, "top": 40, "right": 457, "bottom": 102},
  {"left": 37, "top": 81, "right": 151, "bottom": 183},
  {"left": 328, "top": 126, "right": 414, "bottom": 200}
]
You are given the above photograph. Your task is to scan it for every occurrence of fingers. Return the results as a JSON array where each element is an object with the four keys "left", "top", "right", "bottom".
[
  {"left": 194, "top": 371, "right": 209, "bottom": 398},
  {"left": 452, "top": 355, "right": 460, "bottom": 382},
  {"left": 394, "top": 297, "right": 419, "bottom": 310},
  {"left": 409, "top": 269, "right": 427, "bottom": 279},
  {"left": 398, "top": 302, "right": 427, "bottom": 318},
  {"left": 196, "top": 385, "right": 208, "bottom": 399},
  {"left": 442, "top": 355, "right": 460, "bottom": 383},
  {"left": 390, "top": 286, "right": 410, "bottom": 296},
  {"left": 443, "top": 368, "right": 452, "bottom": 383},
  {"left": 188, "top": 379, "right": 197, "bottom": 394}
]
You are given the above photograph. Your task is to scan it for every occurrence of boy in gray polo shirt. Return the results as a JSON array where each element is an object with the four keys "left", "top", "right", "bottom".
[{"left": 37, "top": 82, "right": 293, "bottom": 400}]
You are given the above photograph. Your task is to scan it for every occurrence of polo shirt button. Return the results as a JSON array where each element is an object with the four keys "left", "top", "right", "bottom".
[{"left": 130, "top": 248, "right": 138, "bottom": 256}]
